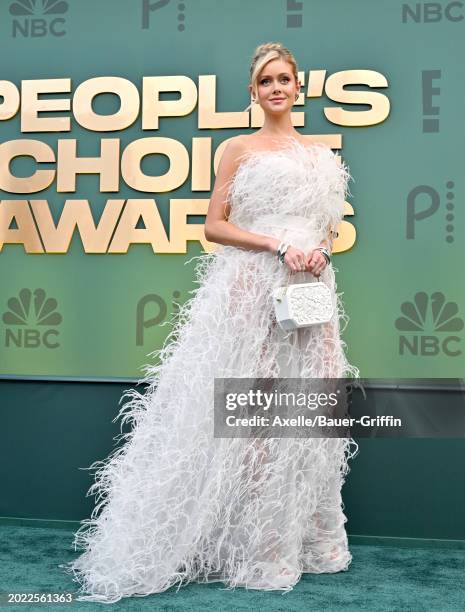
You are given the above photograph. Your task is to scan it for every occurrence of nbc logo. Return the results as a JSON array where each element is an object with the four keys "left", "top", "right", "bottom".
[
  {"left": 395, "top": 291, "right": 463, "bottom": 357},
  {"left": 9, "top": 0, "right": 68, "bottom": 38},
  {"left": 2, "top": 288, "right": 62, "bottom": 349}
]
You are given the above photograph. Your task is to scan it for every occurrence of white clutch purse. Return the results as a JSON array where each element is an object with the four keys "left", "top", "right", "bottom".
[{"left": 272, "top": 275, "right": 334, "bottom": 331}]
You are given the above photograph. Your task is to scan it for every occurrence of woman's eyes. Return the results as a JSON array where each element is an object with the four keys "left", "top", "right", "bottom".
[{"left": 260, "top": 77, "right": 290, "bottom": 85}]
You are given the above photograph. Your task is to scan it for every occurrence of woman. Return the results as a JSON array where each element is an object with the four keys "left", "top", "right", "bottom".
[{"left": 60, "top": 42, "right": 360, "bottom": 602}]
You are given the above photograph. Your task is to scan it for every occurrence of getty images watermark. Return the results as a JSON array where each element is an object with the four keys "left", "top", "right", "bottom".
[{"left": 213, "top": 378, "right": 465, "bottom": 438}]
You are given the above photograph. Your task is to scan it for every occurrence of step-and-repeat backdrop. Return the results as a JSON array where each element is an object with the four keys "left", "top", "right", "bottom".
[{"left": 0, "top": 0, "right": 463, "bottom": 380}]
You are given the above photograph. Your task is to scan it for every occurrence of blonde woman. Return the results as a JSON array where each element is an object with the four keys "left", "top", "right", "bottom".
[{"left": 61, "top": 42, "right": 360, "bottom": 601}]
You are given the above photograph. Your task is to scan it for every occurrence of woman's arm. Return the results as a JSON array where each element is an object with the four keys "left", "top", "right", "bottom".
[
  {"left": 318, "top": 227, "right": 337, "bottom": 254},
  {"left": 204, "top": 136, "right": 280, "bottom": 254}
]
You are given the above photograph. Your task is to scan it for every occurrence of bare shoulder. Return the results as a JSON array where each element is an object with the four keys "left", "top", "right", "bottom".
[
  {"left": 211, "top": 136, "right": 249, "bottom": 197},
  {"left": 213, "top": 136, "right": 247, "bottom": 179},
  {"left": 222, "top": 134, "right": 248, "bottom": 160},
  {"left": 295, "top": 135, "right": 313, "bottom": 147},
  {"left": 207, "top": 137, "right": 248, "bottom": 223}
]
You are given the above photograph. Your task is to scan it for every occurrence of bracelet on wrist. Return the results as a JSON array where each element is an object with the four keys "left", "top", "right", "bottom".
[
  {"left": 316, "top": 246, "right": 331, "bottom": 264},
  {"left": 277, "top": 242, "right": 290, "bottom": 264}
]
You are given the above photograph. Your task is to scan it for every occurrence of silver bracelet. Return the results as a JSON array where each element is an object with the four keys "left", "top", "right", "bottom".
[
  {"left": 316, "top": 246, "right": 331, "bottom": 264},
  {"left": 276, "top": 241, "right": 285, "bottom": 256},
  {"left": 277, "top": 242, "right": 290, "bottom": 264}
]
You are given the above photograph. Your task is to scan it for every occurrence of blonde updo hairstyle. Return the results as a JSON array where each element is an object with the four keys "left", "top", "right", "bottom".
[{"left": 245, "top": 42, "right": 299, "bottom": 111}]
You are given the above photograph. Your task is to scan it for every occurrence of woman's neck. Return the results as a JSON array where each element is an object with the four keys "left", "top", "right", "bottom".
[{"left": 258, "top": 115, "right": 299, "bottom": 139}]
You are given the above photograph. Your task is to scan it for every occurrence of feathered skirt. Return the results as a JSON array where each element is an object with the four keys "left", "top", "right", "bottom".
[{"left": 60, "top": 213, "right": 360, "bottom": 602}]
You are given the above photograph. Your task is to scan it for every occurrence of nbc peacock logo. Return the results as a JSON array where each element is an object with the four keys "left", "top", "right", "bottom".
[
  {"left": 395, "top": 291, "right": 463, "bottom": 357},
  {"left": 9, "top": 0, "right": 68, "bottom": 38},
  {"left": 2, "top": 288, "right": 63, "bottom": 349}
]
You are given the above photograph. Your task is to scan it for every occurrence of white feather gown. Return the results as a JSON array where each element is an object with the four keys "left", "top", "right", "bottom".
[{"left": 60, "top": 137, "right": 360, "bottom": 602}]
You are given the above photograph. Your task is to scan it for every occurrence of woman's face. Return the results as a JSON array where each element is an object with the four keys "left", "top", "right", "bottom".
[{"left": 251, "top": 58, "right": 300, "bottom": 113}]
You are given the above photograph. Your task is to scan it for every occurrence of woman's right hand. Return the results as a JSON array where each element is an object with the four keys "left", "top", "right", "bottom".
[{"left": 283, "top": 245, "right": 307, "bottom": 274}]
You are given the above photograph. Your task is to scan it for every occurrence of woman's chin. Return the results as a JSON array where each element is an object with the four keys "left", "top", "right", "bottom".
[{"left": 267, "top": 104, "right": 289, "bottom": 112}]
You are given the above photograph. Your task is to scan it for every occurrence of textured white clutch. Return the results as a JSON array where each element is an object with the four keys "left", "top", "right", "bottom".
[{"left": 272, "top": 277, "right": 334, "bottom": 331}]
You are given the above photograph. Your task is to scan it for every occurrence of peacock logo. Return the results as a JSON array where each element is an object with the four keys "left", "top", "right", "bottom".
[
  {"left": 2, "top": 288, "right": 62, "bottom": 349},
  {"left": 9, "top": 0, "right": 68, "bottom": 16},
  {"left": 395, "top": 291, "right": 463, "bottom": 357},
  {"left": 9, "top": 0, "right": 68, "bottom": 38}
]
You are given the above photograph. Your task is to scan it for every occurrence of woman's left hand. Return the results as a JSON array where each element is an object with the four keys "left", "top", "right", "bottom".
[{"left": 305, "top": 248, "right": 328, "bottom": 277}]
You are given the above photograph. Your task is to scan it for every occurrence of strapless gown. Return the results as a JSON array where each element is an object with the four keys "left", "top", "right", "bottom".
[{"left": 59, "top": 137, "right": 360, "bottom": 602}]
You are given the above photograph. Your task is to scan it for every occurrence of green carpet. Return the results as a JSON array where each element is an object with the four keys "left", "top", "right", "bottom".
[{"left": 1, "top": 525, "right": 464, "bottom": 611}]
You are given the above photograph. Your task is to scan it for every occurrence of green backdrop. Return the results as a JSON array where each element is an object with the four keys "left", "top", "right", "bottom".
[{"left": 0, "top": 0, "right": 463, "bottom": 380}]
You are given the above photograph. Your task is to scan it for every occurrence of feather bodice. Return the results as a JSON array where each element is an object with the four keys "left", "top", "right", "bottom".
[{"left": 226, "top": 137, "right": 352, "bottom": 235}]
